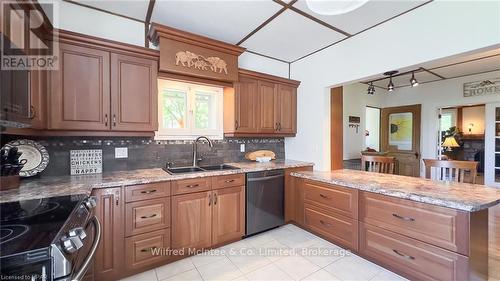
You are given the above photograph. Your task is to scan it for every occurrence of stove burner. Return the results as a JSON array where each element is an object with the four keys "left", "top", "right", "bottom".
[
  {"left": 1, "top": 202, "right": 60, "bottom": 222},
  {"left": 0, "top": 225, "right": 29, "bottom": 245}
]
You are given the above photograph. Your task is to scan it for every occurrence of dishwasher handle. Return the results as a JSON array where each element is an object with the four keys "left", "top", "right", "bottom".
[{"left": 246, "top": 174, "right": 284, "bottom": 182}]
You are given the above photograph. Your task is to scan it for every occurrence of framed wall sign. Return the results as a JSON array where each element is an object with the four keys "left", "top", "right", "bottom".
[
  {"left": 70, "top": 149, "right": 102, "bottom": 175},
  {"left": 463, "top": 78, "right": 500, "bottom": 97}
]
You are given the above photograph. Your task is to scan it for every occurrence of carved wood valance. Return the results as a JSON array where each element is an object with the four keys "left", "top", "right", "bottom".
[{"left": 149, "top": 23, "right": 245, "bottom": 82}]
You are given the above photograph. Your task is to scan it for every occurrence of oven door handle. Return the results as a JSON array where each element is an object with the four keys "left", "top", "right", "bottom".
[{"left": 72, "top": 216, "right": 101, "bottom": 281}]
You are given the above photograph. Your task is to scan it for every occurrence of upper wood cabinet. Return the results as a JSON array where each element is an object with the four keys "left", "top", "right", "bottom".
[
  {"left": 224, "top": 69, "right": 300, "bottom": 137},
  {"left": 49, "top": 43, "right": 111, "bottom": 131},
  {"left": 47, "top": 31, "right": 159, "bottom": 133}
]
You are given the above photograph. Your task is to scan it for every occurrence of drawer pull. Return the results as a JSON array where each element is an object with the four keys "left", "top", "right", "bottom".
[
  {"left": 140, "top": 214, "right": 158, "bottom": 219},
  {"left": 392, "top": 213, "right": 415, "bottom": 222},
  {"left": 225, "top": 179, "right": 235, "bottom": 183},
  {"left": 319, "top": 220, "right": 332, "bottom": 227},
  {"left": 186, "top": 184, "right": 200, "bottom": 188},
  {"left": 140, "top": 189, "right": 157, "bottom": 194},
  {"left": 392, "top": 249, "right": 415, "bottom": 260},
  {"left": 140, "top": 246, "right": 158, "bottom": 253},
  {"left": 319, "top": 194, "right": 330, "bottom": 199}
]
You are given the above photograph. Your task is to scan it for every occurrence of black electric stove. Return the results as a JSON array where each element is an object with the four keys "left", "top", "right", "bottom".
[{"left": 0, "top": 195, "right": 100, "bottom": 281}]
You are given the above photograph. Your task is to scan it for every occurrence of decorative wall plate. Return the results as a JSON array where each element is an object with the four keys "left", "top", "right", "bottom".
[{"left": 2, "top": 140, "right": 49, "bottom": 177}]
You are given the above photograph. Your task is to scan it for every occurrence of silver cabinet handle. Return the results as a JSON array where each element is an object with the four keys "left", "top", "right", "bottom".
[
  {"left": 208, "top": 193, "right": 212, "bottom": 206},
  {"left": 104, "top": 114, "right": 108, "bottom": 127},
  {"left": 319, "top": 220, "right": 332, "bottom": 227},
  {"left": 235, "top": 120, "right": 239, "bottom": 129},
  {"left": 225, "top": 179, "right": 235, "bottom": 183},
  {"left": 393, "top": 249, "right": 415, "bottom": 260},
  {"left": 392, "top": 213, "right": 415, "bottom": 222},
  {"left": 140, "top": 247, "right": 157, "bottom": 253},
  {"left": 214, "top": 193, "right": 218, "bottom": 205},
  {"left": 186, "top": 184, "right": 199, "bottom": 188},
  {"left": 319, "top": 194, "right": 330, "bottom": 199},
  {"left": 112, "top": 114, "right": 116, "bottom": 126}
]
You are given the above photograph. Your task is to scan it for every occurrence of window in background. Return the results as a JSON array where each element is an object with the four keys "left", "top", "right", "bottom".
[
  {"left": 156, "top": 79, "right": 223, "bottom": 140},
  {"left": 365, "top": 106, "right": 380, "bottom": 151},
  {"left": 439, "top": 109, "right": 457, "bottom": 141}
]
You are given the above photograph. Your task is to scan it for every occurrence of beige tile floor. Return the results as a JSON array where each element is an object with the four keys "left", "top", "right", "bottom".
[{"left": 120, "top": 224, "right": 407, "bottom": 281}]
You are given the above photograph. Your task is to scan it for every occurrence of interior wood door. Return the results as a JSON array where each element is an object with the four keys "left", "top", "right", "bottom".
[
  {"left": 212, "top": 186, "right": 245, "bottom": 245},
  {"left": 235, "top": 77, "right": 259, "bottom": 133},
  {"left": 381, "top": 104, "right": 421, "bottom": 177},
  {"left": 49, "top": 43, "right": 110, "bottom": 130},
  {"left": 276, "top": 84, "right": 297, "bottom": 134},
  {"left": 92, "top": 187, "right": 124, "bottom": 281},
  {"left": 111, "top": 53, "right": 158, "bottom": 131},
  {"left": 258, "top": 80, "right": 277, "bottom": 133},
  {"left": 172, "top": 191, "right": 212, "bottom": 250}
]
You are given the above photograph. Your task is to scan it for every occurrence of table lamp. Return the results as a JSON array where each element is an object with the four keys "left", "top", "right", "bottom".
[{"left": 442, "top": 136, "right": 460, "bottom": 151}]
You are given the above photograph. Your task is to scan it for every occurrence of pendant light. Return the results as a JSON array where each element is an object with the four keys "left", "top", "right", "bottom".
[
  {"left": 410, "top": 72, "right": 419, "bottom": 87},
  {"left": 367, "top": 82, "right": 375, "bottom": 95},
  {"left": 387, "top": 77, "right": 394, "bottom": 92}
]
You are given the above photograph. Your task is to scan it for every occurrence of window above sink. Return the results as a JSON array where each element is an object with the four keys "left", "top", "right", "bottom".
[{"left": 155, "top": 79, "right": 224, "bottom": 140}]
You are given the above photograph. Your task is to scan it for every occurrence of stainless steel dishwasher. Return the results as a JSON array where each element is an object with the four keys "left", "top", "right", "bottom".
[{"left": 245, "top": 169, "right": 284, "bottom": 236}]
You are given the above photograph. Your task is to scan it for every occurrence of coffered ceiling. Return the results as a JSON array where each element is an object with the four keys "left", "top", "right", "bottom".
[{"left": 65, "top": 0, "right": 432, "bottom": 63}]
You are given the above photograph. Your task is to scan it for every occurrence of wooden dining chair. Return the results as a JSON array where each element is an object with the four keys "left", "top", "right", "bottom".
[
  {"left": 361, "top": 155, "right": 396, "bottom": 174},
  {"left": 422, "top": 159, "right": 479, "bottom": 184}
]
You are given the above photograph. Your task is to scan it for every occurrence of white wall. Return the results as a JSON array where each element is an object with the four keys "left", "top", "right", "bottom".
[
  {"left": 42, "top": 0, "right": 145, "bottom": 46},
  {"left": 287, "top": 0, "right": 500, "bottom": 171},
  {"left": 238, "top": 52, "right": 289, "bottom": 78},
  {"left": 342, "top": 83, "right": 385, "bottom": 160}
]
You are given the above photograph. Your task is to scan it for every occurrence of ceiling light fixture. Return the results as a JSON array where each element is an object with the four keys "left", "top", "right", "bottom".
[
  {"left": 367, "top": 82, "right": 375, "bottom": 95},
  {"left": 383, "top": 70, "right": 398, "bottom": 92},
  {"left": 306, "top": 0, "right": 370, "bottom": 16},
  {"left": 410, "top": 72, "right": 419, "bottom": 87}
]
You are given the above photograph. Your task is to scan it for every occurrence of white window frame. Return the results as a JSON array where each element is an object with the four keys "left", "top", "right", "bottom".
[{"left": 155, "top": 79, "right": 224, "bottom": 140}]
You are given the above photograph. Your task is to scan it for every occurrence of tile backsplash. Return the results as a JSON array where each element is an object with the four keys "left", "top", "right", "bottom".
[{"left": 0, "top": 136, "right": 285, "bottom": 176}]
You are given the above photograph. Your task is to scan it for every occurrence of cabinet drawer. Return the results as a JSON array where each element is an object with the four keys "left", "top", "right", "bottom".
[
  {"left": 172, "top": 177, "right": 211, "bottom": 195},
  {"left": 359, "top": 223, "right": 468, "bottom": 281},
  {"left": 304, "top": 204, "right": 358, "bottom": 251},
  {"left": 124, "top": 182, "right": 170, "bottom": 202},
  {"left": 303, "top": 180, "right": 358, "bottom": 219},
  {"left": 360, "top": 192, "right": 469, "bottom": 255},
  {"left": 212, "top": 174, "right": 245, "bottom": 189},
  {"left": 125, "top": 228, "right": 170, "bottom": 271},
  {"left": 125, "top": 198, "right": 171, "bottom": 236}
]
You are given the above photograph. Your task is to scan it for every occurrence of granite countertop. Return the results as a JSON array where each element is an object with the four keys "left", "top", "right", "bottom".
[
  {"left": 0, "top": 159, "right": 313, "bottom": 203},
  {"left": 291, "top": 169, "right": 500, "bottom": 212}
]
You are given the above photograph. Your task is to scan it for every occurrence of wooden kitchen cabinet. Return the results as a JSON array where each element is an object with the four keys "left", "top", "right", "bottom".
[
  {"left": 92, "top": 187, "right": 124, "bottom": 281},
  {"left": 275, "top": 84, "right": 297, "bottom": 134},
  {"left": 49, "top": 43, "right": 111, "bottom": 131},
  {"left": 110, "top": 53, "right": 158, "bottom": 131},
  {"left": 171, "top": 191, "right": 212, "bottom": 250},
  {"left": 224, "top": 69, "right": 300, "bottom": 137},
  {"left": 46, "top": 30, "right": 159, "bottom": 134},
  {"left": 29, "top": 70, "right": 47, "bottom": 129},
  {"left": 212, "top": 186, "right": 245, "bottom": 245}
]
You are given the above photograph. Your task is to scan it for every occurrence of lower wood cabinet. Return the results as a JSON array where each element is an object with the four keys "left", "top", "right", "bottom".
[
  {"left": 171, "top": 191, "right": 212, "bottom": 250},
  {"left": 212, "top": 186, "right": 245, "bottom": 245},
  {"left": 359, "top": 223, "right": 468, "bottom": 281},
  {"left": 125, "top": 228, "right": 171, "bottom": 272},
  {"left": 125, "top": 197, "right": 171, "bottom": 237},
  {"left": 92, "top": 187, "right": 124, "bottom": 281}
]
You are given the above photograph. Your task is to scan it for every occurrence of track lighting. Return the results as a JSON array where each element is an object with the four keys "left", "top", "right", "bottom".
[
  {"left": 367, "top": 82, "right": 375, "bottom": 95},
  {"left": 410, "top": 72, "right": 419, "bottom": 87},
  {"left": 387, "top": 77, "right": 394, "bottom": 92}
]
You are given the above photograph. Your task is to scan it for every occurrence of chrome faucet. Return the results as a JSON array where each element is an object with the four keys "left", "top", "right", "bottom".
[{"left": 193, "top": 136, "right": 213, "bottom": 166}]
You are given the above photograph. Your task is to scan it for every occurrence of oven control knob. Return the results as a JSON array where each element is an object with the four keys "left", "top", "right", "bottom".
[
  {"left": 84, "top": 196, "right": 97, "bottom": 210},
  {"left": 61, "top": 236, "right": 83, "bottom": 253},
  {"left": 68, "top": 227, "right": 87, "bottom": 240}
]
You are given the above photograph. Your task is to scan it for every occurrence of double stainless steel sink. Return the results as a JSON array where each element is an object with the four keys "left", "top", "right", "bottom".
[{"left": 163, "top": 164, "right": 240, "bottom": 175}]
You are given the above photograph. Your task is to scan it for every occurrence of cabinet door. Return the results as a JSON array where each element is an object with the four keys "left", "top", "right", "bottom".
[
  {"left": 49, "top": 43, "right": 110, "bottom": 130},
  {"left": 276, "top": 84, "right": 297, "bottom": 134},
  {"left": 212, "top": 186, "right": 245, "bottom": 245},
  {"left": 258, "top": 81, "right": 278, "bottom": 133},
  {"left": 110, "top": 53, "right": 158, "bottom": 131},
  {"left": 235, "top": 77, "right": 259, "bottom": 133},
  {"left": 92, "top": 187, "right": 124, "bottom": 281},
  {"left": 172, "top": 191, "right": 212, "bottom": 249},
  {"left": 30, "top": 70, "right": 47, "bottom": 129}
]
